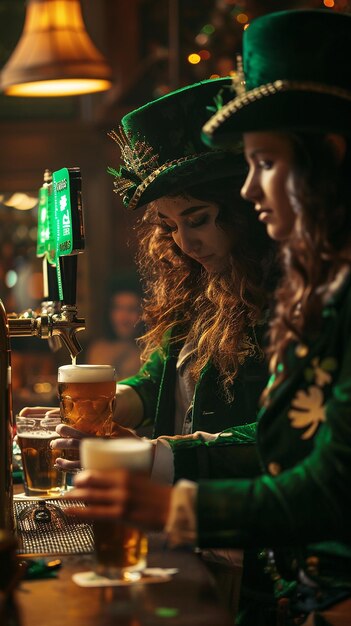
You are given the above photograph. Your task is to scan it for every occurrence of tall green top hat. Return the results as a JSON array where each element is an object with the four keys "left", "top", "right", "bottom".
[
  {"left": 202, "top": 10, "right": 351, "bottom": 146},
  {"left": 108, "top": 78, "right": 243, "bottom": 210}
]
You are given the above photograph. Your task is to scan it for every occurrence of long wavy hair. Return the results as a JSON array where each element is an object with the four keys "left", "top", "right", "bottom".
[
  {"left": 267, "top": 133, "right": 351, "bottom": 381},
  {"left": 135, "top": 175, "right": 275, "bottom": 400}
]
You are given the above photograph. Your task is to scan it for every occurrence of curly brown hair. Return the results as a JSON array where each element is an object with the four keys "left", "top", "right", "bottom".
[
  {"left": 267, "top": 133, "right": 351, "bottom": 379},
  {"left": 135, "top": 175, "right": 275, "bottom": 399}
]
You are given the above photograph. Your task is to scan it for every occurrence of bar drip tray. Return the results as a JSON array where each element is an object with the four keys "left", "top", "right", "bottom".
[{"left": 14, "top": 499, "right": 94, "bottom": 556}]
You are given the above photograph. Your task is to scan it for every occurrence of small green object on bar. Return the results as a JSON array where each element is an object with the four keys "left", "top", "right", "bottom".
[{"left": 154, "top": 607, "right": 179, "bottom": 618}]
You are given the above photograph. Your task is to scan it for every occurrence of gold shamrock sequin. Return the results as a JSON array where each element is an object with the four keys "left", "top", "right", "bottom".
[{"left": 288, "top": 385, "right": 326, "bottom": 440}]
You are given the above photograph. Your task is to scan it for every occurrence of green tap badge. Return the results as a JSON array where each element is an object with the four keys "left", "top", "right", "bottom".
[
  {"left": 36, "top": 174, "right": 56, "bottom": 264},
  {"left": 53, "top": 167, "right": 74, "bottom": 258},
  {"left": 45, "top": 167, "right": 85, "bottom": 301}
]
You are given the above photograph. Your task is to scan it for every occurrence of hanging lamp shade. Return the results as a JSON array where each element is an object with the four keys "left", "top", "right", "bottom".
[{"left": 0, "top": 0, "right": 112, "bottom": 97}]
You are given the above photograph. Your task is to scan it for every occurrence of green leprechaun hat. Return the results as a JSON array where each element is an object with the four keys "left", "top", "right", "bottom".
[
  {"left": 202, "top": 10, "right": 351, "bottom": 147},
  {"left": 108, "top": 78, "right": 244, "bottom": 210}
]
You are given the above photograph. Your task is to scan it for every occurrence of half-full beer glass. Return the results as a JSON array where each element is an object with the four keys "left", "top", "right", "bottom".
[
  {"left": 16, "top": 415, "right": 66, "bottom": 497},
  {"left": 58, "top": 364, "right": 116, "bottom": 462},
  {"left": 80, "top": 438, "right": 152, "bottom": 580}
]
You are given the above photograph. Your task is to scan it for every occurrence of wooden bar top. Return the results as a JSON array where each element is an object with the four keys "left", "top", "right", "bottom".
[{"left": 16, "top": 535, "right": 233, "bottom": 626}]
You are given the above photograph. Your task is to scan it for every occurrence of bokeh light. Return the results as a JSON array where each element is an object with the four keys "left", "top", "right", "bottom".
[
  {"left": 199, "top": 50, "right": 211, "bottom": 61},
  {"left": 236, "top": 13, "right": 248, "bottom": 24},
  {"left": 188, "top": 53, "right": 201, "bottom": 65},
  {"left": 202, "top": 24, "right": 215, "bottom": 35},
  {"left": 5, "top": 270, "right": 17, "bottom": 288},
  {"left": 196, "top": 33, "right": 209, "bottom": 46}
]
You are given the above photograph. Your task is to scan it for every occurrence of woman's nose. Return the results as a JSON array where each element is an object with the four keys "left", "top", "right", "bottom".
[
  {"left": 176, "top": 229, "right": 201, "bottom": 255},
  {"left": 241, "top": 170, "right": 261, "bottom": 203}
]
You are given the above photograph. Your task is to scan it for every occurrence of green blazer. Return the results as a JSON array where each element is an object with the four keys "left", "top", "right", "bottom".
[
  {"left": 120, "top": 328, "right": 268, "bottom": 478},
  {"left": 197, "top": 271, "right": 351, "bottom": 590}
]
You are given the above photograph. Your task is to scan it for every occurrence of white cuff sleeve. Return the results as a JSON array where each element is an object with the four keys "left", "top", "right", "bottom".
[{"left": 165, "top": 479, "right": 198, "bottom": 547}]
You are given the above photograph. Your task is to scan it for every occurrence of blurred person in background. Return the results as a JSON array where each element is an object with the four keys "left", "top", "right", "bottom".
[{"left": 86, "top": 274, "right": 143, "bottom": 380}]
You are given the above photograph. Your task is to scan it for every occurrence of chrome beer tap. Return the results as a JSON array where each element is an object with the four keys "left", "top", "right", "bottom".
[
  {"left": 0, "top": 167, "right": 86, "bottom": 531},
  {"left": 7, "top": 303, "right": 85, "bottom": 361}
]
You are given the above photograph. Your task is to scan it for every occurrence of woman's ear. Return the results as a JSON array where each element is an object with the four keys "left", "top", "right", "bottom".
[{"left": 325, "top": 134, "right": 347, "bottom": 163}]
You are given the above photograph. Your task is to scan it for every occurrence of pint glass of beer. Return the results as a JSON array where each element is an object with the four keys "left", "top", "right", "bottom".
[
  {"left": 58, "top": 365, "right": 116, "bottom": 462},
  {"left": 16, "top": 415, "right": 66, "bottom": 497},
  {"left": 80, "top": 438, "right": 152, "bottom": 580}
]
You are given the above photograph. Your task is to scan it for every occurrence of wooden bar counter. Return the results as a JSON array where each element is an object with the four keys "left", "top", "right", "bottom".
[{"left": 16, "top": 534, "right": 233, "bottom": 626}]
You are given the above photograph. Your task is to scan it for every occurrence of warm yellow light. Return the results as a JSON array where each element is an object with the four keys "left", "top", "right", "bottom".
[
  {"left": 4, "top": 192, "right": 38, "bottom": 210},
  {"left": 209, "top": 74, "right": 220, "bottom": 79},
  {"left": 0, "top": 0, "right": 112, "bottom": 97},
  {"left": 323, "top": 0, "right": 334, "bottom": 6},
  {"left": 244, "top": 23, "right": 250, "bottom": 30},
  {"left": 188, "top": 53, "right": 201, "bottom": 65},
  {"left": 6, "top": 78, "right": 112, "bottom": 97}
]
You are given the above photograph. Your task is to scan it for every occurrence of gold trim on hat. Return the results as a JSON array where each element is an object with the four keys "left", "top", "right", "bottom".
[
  {"left": 203, "top": 80, "right": 351, "bottom": 136},
  {"left": 116, "top": 152, "right": 213, "bottom": 210},
  {"left": 108, "top": 127, "right": 160, "bottom": 198},
  {"left": 109, "top": 126, "right": 215, "bottom": 208},
  {"left": 231, "top": 55, "right": 246, "bottom": 98}
]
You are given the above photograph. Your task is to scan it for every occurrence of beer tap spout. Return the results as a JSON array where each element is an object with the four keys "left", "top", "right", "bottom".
[
  {"left": 7, "top": 305, "right": 85, "bottom": 360},
  {"left": 55, "top": 329, "right": 82, "bottom": 360},
  {"left": 51, "top": 304, "right": 85, "bottom": 360}
]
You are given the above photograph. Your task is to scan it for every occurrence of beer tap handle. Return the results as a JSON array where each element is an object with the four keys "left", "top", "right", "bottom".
[
  {"left": 45, "top": 261, "right": 62, "bottom": 352},
  {"left": 46, "top": 260, "right": 60, "bottom": 304},
  {"left": 52, "top": 167, "right": 85, "bottom": 304},
  {"left": 58, "top": 255, "right": 77, "bottom": 307}
]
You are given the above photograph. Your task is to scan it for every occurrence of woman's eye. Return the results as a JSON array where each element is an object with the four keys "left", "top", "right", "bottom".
[
  {"left": 257, "top": 159, "right": 273, "bottom": 170},
  {"left": 161, "top": 220, "right": 177, "bottom": 233},
  {"left": 188, "top": 214, "right": 208, "bottom": 228}
]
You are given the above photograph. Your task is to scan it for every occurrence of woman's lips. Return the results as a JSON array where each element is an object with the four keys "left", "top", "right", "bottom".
[
  {"left": 196, "top": 255, "right": 214, "bottom": 263},
  {"left": 257, "top": 209, "right": 272, "bottom": 222}
]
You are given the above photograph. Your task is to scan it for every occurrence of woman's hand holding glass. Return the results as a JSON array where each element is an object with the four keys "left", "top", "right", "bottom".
[
  {"left": 19, "top": 402, "right": 144, "bottom": 473},
  {"left": 54, "top": 421, "right": 140, "bottom": 471},
  {"left": 19, "top": 406, "right": 84, "bottom": 471},
  {"left": 65, "top": 468, "right": 172, "bottom": 530}
]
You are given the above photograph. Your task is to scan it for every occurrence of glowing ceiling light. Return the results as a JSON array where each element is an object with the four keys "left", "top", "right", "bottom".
[{"left": 0, "top": 0, "right": 112, "bottom": 97}]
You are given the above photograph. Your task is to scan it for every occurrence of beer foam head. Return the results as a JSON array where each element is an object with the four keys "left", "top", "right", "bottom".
[
  {"left": 58, "top": 364, "right": 116, "bottom": 383},
  {"left": 80, "top": 438, "right": 152, "bottom": 471},
  {"left": 17, "top": 430, "right": 59, "bottom": 439},
  {"left": 16, "top": 415, "right": 60, "bottom": 436}
]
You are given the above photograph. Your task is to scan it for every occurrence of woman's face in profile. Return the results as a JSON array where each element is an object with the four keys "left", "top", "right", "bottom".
[
  {"left": 241, "top": 131, "right": 296, "bottom": 242},
  {"left": 153, "top": 194, "right": 233, "bottom": 273}
]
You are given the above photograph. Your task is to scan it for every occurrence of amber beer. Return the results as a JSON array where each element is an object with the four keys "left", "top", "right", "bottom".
[
  {"left": 58, "top": 365, "right": 116, "bottom": 461},
  {"left": 80, "top": 438, "right": 152, "bottom": 580},
  {"left": 16, "top": 416, "right": 65, "bottom": 497},
  {"left": 93, "top": 521, "right": 148, "bottom": 577}
]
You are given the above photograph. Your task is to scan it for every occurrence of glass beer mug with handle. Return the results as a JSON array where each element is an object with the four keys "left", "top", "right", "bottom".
[
  {"left": 58, "top": 364, "right": 116, "bottom": 467},
  {"left": 80, "top": 438, "right": 152, "bottom": 581},
  {"left": 16, "top": 414, "right": 66, "bottom": 497}
]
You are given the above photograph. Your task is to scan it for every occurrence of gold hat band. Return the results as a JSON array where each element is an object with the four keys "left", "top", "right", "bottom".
[
  {"left": 114, "top": 151, "right": 217, "bottom": 210},
  {"left": 203, "top": 79, "right": 351, "bottom": 136}
]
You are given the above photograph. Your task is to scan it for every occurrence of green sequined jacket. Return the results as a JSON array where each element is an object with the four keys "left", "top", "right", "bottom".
[{"left": 195, "top": 271, "right": 351, "bottom": 589}]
